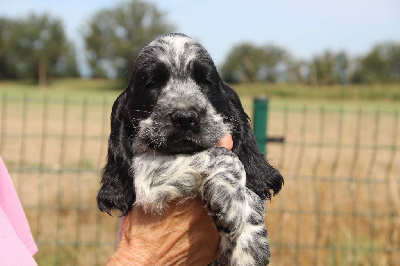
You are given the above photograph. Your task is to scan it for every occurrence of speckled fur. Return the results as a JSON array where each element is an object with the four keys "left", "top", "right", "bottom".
[
  {"left": 97, "top": 33, "right": 283, "bottom": 265},
  {"left": 133, "top": 147, "right": 269, "bottom": 265}
]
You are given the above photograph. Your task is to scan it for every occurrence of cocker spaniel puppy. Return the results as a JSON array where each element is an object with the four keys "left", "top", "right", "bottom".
[{"left": 97, "top": 33, "right": 283, "bottom": 265}]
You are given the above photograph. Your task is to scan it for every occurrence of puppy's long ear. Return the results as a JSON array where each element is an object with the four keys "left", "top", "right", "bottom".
[
  {"left": 97, "top": 91, "right": 135, "bottom": 216},
  {"left": 221, "top": 83, "right": 283, "bottom": 200}
]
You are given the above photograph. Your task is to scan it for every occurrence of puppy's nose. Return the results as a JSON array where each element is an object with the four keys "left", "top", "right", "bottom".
[{"left": 171, "top": 110, "right": 198, "bottom": 130}]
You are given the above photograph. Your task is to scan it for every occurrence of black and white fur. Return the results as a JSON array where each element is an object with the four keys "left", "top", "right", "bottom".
[{"left": 97, "top": 33, "right": 283, "bottom": 265}]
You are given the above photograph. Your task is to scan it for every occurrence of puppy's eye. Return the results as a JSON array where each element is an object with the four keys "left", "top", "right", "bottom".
[
  {"left": 191, "top": 60, "right": 217, "bottom": 86},
  {"left": 137, "top": 62, "right": 170, "bottom": 90},
  {"left": 191, "top": 61, "right": 209, "bottom": 83},
  {"left": 150, "top": 63, "right": 170, "bottom": 87}
]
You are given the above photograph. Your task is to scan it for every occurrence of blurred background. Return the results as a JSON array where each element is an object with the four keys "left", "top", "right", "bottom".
[{"left": 0, "top": 0, "right": 399, "bottom": 265}]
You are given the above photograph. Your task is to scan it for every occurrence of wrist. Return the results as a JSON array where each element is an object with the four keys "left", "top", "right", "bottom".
[
  {"left": 108, "top": 246, "right": 187, "bottom": 266},
  {"left": 108, "top": 242, "right": 155, "bottom": 265},
  {"left": 109, "top": 237, "right": 190, "bottom": 266}
]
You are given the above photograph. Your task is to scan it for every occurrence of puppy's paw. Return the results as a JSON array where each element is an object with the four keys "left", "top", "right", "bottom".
[{"left": 201, "top": 148, "right": 247, "bottom": 238}]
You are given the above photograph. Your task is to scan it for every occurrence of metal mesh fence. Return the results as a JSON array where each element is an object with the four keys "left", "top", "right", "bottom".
[
  {"left": 265, "top": 104, "right": 400, "bottom": 265},
  {"left": 0, "top": 92, "right": 399, "bottom": 265}
]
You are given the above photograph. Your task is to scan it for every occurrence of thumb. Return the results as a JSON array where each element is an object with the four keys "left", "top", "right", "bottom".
[{"left": 216, "top": 134, "right": 233, "bottom": 150}]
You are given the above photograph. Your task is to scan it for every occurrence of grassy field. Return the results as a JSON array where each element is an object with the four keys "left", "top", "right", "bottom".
[
  {"left": 2, "top": 78, "right": 400, "bottom": 100},
  {"left": 0, "top": 79, "right": 399, "bottom": 265},
  {"left": 234, "top": 82, "right": 400, "bottom": 101}
]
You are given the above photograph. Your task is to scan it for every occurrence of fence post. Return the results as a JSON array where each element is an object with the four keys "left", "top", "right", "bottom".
[{"left": 253, "top": 97, "right": 269, "bottom": 154}]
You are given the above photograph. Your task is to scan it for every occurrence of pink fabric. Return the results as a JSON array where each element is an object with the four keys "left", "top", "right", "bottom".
[{"left": 0, "top": 157, "right": 38, "bottom": 265}]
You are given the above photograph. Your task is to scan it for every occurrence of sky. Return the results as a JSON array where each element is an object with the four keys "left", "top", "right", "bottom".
[{"left": 1, "top": 0, "right": 399, "bottom": 74}]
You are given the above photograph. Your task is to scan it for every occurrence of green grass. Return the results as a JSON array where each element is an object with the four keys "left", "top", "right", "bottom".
[
  {"left": 1, "top": 78, "right": 399, "bottom": 111},
  {"left": 232, "top": 82, "right": 400, "bottom": 101},
  {"left": 233, "top": 83, "right": 400, "bottom": 112},
  {"left": 0, "top": 79, "right": 123, "bottom": 100}
]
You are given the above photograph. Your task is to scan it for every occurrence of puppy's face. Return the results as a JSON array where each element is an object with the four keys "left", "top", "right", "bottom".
[
  {"left": 128, "top": 34, "right": 231, "bottom": 154},
  {"left": 97, "top": 33, "right": 283, "bottom": 215}
]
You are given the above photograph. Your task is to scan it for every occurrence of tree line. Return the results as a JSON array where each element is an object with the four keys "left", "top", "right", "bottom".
[
  {"left": 221, "top": 42, "right": 400, "bottom": 85},
  {"left": 0, "top": 14, "right": 79, "bottom": 86},
  {"left": 0, "top": 0, "right": 399, "bottom": 86}
]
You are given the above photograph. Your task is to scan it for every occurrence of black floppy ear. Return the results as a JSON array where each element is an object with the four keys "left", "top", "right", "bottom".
[
  {"left": 97, "top": 91, "right": 135, "bottom": 216},
  {"left": 221, "top": 82, "right": 284, "bottom": 200}
]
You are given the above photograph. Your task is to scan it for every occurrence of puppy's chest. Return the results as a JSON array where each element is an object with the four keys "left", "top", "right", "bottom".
[{"left": 133, "top": 152, "right": 212, "bottom": 210}]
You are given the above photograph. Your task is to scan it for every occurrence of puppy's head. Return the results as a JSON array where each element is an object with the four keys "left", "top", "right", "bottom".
[
  {"left": 97, "top": 33, "right": 283, "bottom": 215},
  {"left": 126, "top": 33, "right": 232, "bottom": 155}
]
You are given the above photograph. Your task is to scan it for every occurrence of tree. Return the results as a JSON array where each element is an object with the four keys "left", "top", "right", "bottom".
[
  {"left": 308, "top": 51, "right": 351, "bottom": 85},
  {"left": 0, "top": 18, "right": 19, "bottom": 79},
  {"left": 259, "top": 45, "right": 290, "bottom": 83},
  {"left": 285, "top": 60, "right": 309, "bottom": 84},
  {"left": 53, "top": 43, "right": 80, "bottom": 78},
  {"left": 0, "top": 14, "right": 79, "bottom": 84},
  {"left": 309, "top": 51, "right": 335, "bottom": 85},
  {"left": 82, "top": 0, "right": 175, "bottom": 80},
  {"left": 221, "top": 43, "right": 263, "bottom": 83},
  {"left": 352, "top": 42, "right": 400, "bottom": 83},
  {"left": 221, "top": 43, "right": 290, "bottom": 83}
]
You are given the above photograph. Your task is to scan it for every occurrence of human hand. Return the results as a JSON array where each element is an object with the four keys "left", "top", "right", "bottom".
[
  {"left": 108, "top": 133, "right": 234, "bottom": 265},
  {"left": 216, "top": 133, "right": 233, "bottom": 150},
  {"left": 108, "top": 198, "right": 220, "bottom": 265}
]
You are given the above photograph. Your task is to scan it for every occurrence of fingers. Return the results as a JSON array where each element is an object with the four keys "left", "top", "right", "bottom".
[{"left": 216, "top": 133, "right": 233, "bottom": 150}]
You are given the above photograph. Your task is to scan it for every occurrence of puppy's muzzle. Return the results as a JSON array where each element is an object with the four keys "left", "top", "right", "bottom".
[{"left": 171, "top": 110, "right": 199, "bottom": 131}]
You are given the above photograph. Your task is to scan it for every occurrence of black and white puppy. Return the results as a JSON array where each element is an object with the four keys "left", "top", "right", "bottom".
[{"left": 97, "top": 33, "right": 283, "bottom": 265}]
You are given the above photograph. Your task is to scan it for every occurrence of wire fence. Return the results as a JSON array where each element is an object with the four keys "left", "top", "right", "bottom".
[{"left": 0, "top": 92, "right": 399, "bottom": 265}]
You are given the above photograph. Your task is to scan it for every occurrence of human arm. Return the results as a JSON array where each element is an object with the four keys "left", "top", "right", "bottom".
[
  {"left": 108, "top": 134, "right": 233, "bottom": 265},
  {"left": 108, "top": 197, "right": 220, "bottom": 266}
]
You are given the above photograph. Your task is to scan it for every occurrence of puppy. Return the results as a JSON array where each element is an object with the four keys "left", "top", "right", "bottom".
[{"left": 97, "top": 33, "right": 283, "bottom": 265}]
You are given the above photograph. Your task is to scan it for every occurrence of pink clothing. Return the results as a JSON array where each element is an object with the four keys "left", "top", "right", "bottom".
[{"left": 0, "top": 157, "right": 38, "bottom": 265}]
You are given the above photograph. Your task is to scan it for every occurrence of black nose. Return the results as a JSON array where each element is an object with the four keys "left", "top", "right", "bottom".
[{"left": 171, "top": 110, "right": 198, "bottom": 130}]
